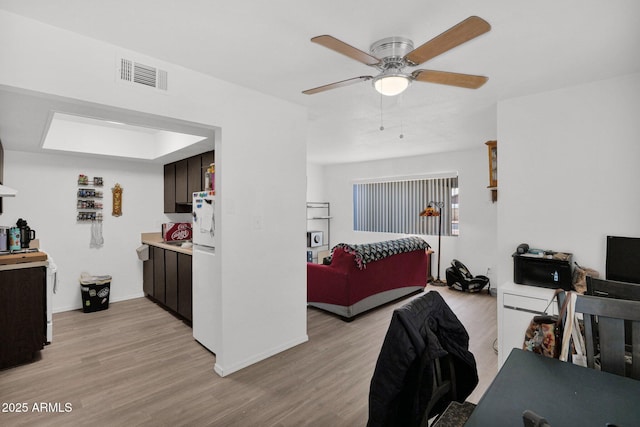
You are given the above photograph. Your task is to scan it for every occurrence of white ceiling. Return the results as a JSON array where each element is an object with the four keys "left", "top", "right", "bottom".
[
  {"left": 0, "top": 0, "right": 639, "bottom": 165},
  {"left": 44, "top": 113, "right": 207, "bottom": 160}
]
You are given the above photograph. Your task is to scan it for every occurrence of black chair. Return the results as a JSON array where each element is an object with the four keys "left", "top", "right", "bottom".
[
  {"left": 367, "top": 291, "right": 478, "bottom": 427},
  {"left": 575, "top": 293, "right": 640, "bottom": 379},
  {"left": 417, "top": 340, "right": 478, "bottom": 427},
  {"left": 417, "top": 353, "right": 457, "bottom": 426},
  {"left": 586, "top": 276, "right": 640, "bottom": 300},
  {"left": 585, "top": 276, "right": 640, "bottom": 356},
  {"left": 558, "top": 277, "right": 640, "bottom": 342}
]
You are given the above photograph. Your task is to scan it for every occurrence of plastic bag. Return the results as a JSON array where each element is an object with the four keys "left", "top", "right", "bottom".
[{"left": 572, "top": 262, "right": 599, "bottom": 294}]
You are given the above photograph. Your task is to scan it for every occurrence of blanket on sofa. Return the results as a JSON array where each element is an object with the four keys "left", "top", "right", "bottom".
[{"left": 333, "top": 237, "right": 430, "bottom": 270}]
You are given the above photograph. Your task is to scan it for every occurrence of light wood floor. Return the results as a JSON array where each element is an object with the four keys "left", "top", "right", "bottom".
[{"left": 0, "top": 286, "right": 497, "bottom": 426}]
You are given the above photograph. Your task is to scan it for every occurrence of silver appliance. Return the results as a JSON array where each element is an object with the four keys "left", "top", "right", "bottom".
[{"left": 191, "top": 190, "right": 217, "bottom": 353}]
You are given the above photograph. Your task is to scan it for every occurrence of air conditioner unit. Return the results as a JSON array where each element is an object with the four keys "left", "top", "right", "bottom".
[{"left": 118, "top": 58, "right": 168, "bottom": 91}]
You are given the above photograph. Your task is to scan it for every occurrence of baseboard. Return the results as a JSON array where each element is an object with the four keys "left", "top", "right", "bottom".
[
  {"left": 53, "top": 292, "right": 145, "bottom": 314},
  {"left": 214, "top": 333, "right": 309, "bottom": 377},
  {"left": 111, "top": 292, "right": 146, "bottom": 303}
]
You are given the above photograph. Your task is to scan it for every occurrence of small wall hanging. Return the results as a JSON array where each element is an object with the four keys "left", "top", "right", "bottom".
[{"left": 112, "top": 183, "right": 123, "bottom": 217}]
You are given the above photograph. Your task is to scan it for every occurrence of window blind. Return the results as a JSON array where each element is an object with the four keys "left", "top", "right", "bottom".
[{"left": 353, "top": 176, "right": 458, "bottom": 236}]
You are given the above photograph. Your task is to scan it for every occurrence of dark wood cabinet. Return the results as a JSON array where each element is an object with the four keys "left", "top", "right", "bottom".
[
  {"left": 188, "top": 155, "right": 202, "bottom": 199},
  {"left": 175, "top": 159, "right": 189, "bottom": 204},
  {"left": 178, "top": 253, "right": 192, "bottom": 321},
  {"left": 143, "top": 245, "right": 192, "bottom": 322},
  {"left": 165, "top": 250, "right": 178, "bottom": 312},
  {"left": 163, "top": 163, "right": 176, "bottom": 214},
  {"left": 163, "top": 150, "right": 214, "bottom": 213},
  {"left": 143, "top": 247, "right": 154, "bottom": 296},
  {"left": 153, "top": 247, "right": 166, "bottom": 303},
  {"left": 201, "top": 151, "right": 214, "bottom": 191},
  {"left": 0, "top": 266, "right": 46, "bottom": 368},
  {"left": 201, "top": 151, "right": 214, "bottom": 167}
]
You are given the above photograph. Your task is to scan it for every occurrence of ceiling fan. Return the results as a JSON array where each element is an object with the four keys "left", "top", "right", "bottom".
[{"left": 302, "top": 16, "right": 490, "bottom": 96}]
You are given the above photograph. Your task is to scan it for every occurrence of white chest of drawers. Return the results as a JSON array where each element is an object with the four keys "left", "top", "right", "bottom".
[{"left": 497, "top": 282, "right": 558, "bottom": 367}]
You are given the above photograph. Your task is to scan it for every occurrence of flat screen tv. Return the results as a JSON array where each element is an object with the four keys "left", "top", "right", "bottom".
[{"left": 606, "top": 235, "right": 640, "bottom": 284}]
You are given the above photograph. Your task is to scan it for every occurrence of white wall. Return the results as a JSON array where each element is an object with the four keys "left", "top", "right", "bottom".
[
  {"left": 306, "top": 162, "right": 325, "bottom": 203},
  {"left": 0, "top": 10, "right": 308, "bottom": 376},
  {"left": 496, "top": 73, "right": 640, "bottom": 288},
  {"left": 2, "top": 151, "right": 166, "bottom": 311},
  {"left": 320, "top": 147, "right": 498, "bottom": 284}
]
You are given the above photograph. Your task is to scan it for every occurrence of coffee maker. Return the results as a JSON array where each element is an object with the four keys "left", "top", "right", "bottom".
[{"left": 16, "top": 218, "right": 36, "bottom": 249}]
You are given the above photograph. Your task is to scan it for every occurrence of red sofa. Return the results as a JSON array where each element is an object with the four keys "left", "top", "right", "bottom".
[{"left": 307, "top": 237, "right": 430, "bottom": 319}]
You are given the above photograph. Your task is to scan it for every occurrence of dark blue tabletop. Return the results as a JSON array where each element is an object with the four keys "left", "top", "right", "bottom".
[{"left": 465, "top": 348, "right": 640, "bottom": 427}]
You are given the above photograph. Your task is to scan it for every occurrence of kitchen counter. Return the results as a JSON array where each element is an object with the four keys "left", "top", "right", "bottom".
[
  {"left": 0, "top": 260, "right": 48, "bottom": 271},
  {"left": 0, "top": 261, "right": 49, "bottom": 271},
  {"left": 0, "top": 251, "right": 48, "bottom": 271},
  {"left": 141, "top": 232, "right": 193, "bottom": 256}
]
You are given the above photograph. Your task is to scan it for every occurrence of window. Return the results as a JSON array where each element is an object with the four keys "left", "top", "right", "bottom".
[
  {"left": 451, "top": 187, "right": 459, "bottom": 236},
  {"left": 353, "top": 175, "right": 459, "bottom": 236}
]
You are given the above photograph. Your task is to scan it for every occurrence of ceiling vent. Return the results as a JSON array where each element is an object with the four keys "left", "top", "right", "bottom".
[{"left": 119, "top": 58, "right": 168, "bottom": 91}]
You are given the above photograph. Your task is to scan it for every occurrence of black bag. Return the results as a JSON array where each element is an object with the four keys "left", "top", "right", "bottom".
[{"left": 445, "top": 260, "right": 490, "bottom": 293}]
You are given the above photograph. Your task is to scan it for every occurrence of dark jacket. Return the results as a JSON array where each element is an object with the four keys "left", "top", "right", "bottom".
[{"left": 367, "top": 291, "right": 478, "bottom": 427}]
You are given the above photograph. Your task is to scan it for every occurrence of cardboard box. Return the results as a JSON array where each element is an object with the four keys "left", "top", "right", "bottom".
[
  {"left": 162, "top": 223, "right": 192, "bottom": 242},
  {"left": 317, "top": 250, "right": 330, "bottom": 264}
]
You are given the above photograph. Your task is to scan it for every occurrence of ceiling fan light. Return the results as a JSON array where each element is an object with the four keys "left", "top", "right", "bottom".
[{"left": 373, "top": 74, "right": 410, "bottom": 96}]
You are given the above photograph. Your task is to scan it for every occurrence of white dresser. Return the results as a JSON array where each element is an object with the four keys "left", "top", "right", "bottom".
[{"left": 497, "top": 282, "right": 558, "bottom": 367}]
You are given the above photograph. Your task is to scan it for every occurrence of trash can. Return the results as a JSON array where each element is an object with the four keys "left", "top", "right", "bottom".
[{"left": 79, "top": 273, "right": 112, "bottom": 313}]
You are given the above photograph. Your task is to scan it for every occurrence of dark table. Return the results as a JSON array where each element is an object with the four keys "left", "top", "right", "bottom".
[{"left": 465, "top": 348, "right": 640, "bottom": 427}]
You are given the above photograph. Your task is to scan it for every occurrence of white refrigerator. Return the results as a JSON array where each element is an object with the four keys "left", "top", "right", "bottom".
[{"left": 191, "top": 190, "right": 217, "bottom": 353}]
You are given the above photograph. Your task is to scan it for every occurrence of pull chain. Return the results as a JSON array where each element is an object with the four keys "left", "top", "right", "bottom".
[
  {"left": 379, "top": 92, "right": 384, "bottom": 131},
  {"left": 398, "top": 93, "right": 404, "bottom": 139}
]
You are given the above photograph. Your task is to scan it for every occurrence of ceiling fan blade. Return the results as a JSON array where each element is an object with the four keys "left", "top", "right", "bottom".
[
  {"left": 404, "top": 16, "right": 491, "bottom": 66},
  {"left": 302, "top": 76, "right": 373, "bottom": 95},
  {"left": 412, "top": 70, "right": 488, "bottom": 89},
  {"left": 311, "top": 35, "right": 380, "bottom": 66}
]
